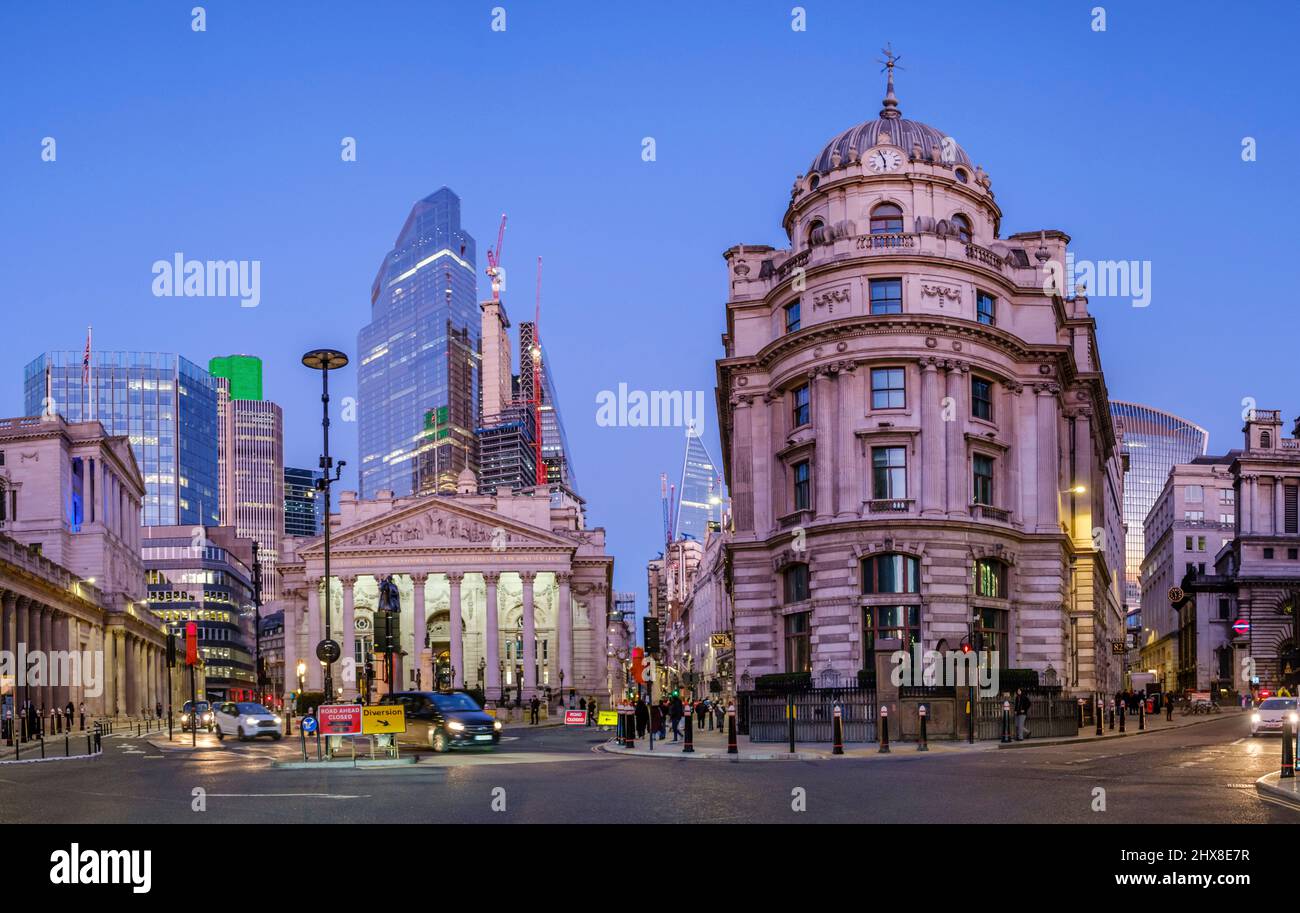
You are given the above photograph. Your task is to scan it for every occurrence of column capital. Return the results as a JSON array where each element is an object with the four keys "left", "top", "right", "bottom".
[
  {"left": 446, "top": 571, "right": 465, "bottom": 584},
  {"left": 917, "top": 356, "right": 941, "bottom": 371},
  {"left": 338, "top": 574, "right": 358, "bottom": 586},
  {"left": 555, "top": 571, "right": 573, "bottom": 585},
  {"left": 519, "top": 570, "right": 538, "bottom": 584},
  {"left": 410, "top": 573, "right": 429, "bottom": 585},
  {"left": 482, "top": 571, "right": 501, "bottom": 585}
]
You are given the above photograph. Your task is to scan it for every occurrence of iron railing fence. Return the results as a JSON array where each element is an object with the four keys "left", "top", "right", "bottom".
[{"left": 739, "top": 685, "right": 877, "bottom": 743}]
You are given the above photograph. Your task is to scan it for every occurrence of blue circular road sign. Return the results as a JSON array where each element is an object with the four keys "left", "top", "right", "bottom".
[{"left": 301, "top": 716, "right": 318, "bottom": 733}]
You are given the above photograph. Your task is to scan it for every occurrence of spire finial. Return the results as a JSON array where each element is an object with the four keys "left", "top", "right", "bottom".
[{"left": 877, "top": 43, "right": 903, "bottom": 119}]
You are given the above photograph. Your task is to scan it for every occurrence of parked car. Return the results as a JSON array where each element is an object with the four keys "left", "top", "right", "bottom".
[
  {"left": 180, "top": 700, "right": 214, "bottom": 733},
  {"left": 379, "top": 690, "right": 501, "bottom": 752},
  {"left": 213, "top": 701, "right": 283, "bottom": 741},
  {"left": 1251, "top": 698, "right": 1298, "bottom": 736}
]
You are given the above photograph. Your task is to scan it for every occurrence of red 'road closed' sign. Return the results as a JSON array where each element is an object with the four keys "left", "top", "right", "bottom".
[
  {"left": 564, "top": 710, "right": 586, "bottom": 726},
  {"left": 317, "top": 703, "right": 363, "bottom": 735}
]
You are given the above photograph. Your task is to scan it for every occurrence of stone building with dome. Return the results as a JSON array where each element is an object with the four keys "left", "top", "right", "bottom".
[{"left": 716, "top": 57, "right": 1126, "bottom": 697}]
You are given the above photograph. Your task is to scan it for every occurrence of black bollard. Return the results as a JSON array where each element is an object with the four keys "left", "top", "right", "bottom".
[
  {"left": 683, "top": 711, "right": 694, "bottom": 753},
  {"left": 727, "top": 704, "right": 738, "bottom": 755},
  {"left": 787, "top": 695, "right": 795, "bottom": 755},
  {"left": 1109, "top": 704, "right": 1115, "bottom": 730},
  {"left": 64, "top": 734, "right": 69, "bottom": 757},
  {"left": 1001, "top": 700, "right": 1012, "bottom": 744},
  {"left": 1119, "top": 704, "right": 1126, "bottom": 733},
  {"left": 1095, "top": 700, "right": 1103, "bottom": 736},
  {"left": 832, "top": 704, "right": 844, "bottom": 755},
  {"left": 918, "top": 704, "right": 929, "bottom": 751},
  {"left": 625, "top": 709, "right": 636, "bottom": 750},
  {"left": 1076, "top": 699, "right": 1084, "bottom": 729},
  {"left": 1284, "top": 718, "right": 1295, "bottom": 779},
  {"left": 1139, "top": 700, "right": 1146, "bottom": 731},
  {"left": 879, "top": 705, "right": 890, "bottom": 753}
]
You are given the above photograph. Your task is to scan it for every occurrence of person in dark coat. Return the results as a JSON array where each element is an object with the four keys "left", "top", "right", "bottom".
[
  {"left": 669, "top": 695, "right": 685, "bottom": 741},
  {"left": 65, "top": 702, "right": 74, "bottom": 730},
  {"left": 529, "top": 696, "right": 541, "bottom": 725},
  {"left": 1013, "top": 688, "right": 1032, "bottom": 741},
  {"left": 635, "top": 698, "right": 650, "bottom": 738},
  {"left": 647, "top": 701, "right": 660, "bottom": 738}
]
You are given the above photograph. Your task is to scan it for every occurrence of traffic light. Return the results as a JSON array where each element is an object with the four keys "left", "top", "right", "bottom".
[
  {"left": 671, "top": 689, "right": 680, "bottom": 698},
  {"left": 643, "top": 617, "right": 660, "bottom": 654},
  {"left": 960, "top": 636, "right": 972, "bottom": 655}
]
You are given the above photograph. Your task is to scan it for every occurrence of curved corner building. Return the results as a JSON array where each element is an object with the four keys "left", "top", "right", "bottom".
[{"left": 1109, "top": 402, "right": 1209, "bottom": 607}]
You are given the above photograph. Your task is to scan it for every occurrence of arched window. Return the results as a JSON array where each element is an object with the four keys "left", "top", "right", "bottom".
[
  {"left": 975, "top": 558, "right": 1008, "bottom": 598},
  {"left": 861, "top": 553, "right": 920, "bottom": 594},
  {"left": 869, "top": 203, "right": 903, "bottom": 235},
  {"left": 1261, "top": 431, "right": 1272, "bottom": 449},
  {"left": 806, "top": 219, "right": 825, "bottom": 248},
  {"left": 951, "top": 213, "right": 973, "bottom": 243}
]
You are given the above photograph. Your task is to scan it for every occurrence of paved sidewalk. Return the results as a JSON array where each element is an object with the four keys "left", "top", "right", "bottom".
[
  {"left": 601, "top": 706, "right": 1249, "bottom": 761},
  {"left": 1256, "top": 771, "right": 1300, "bottom": 811}
]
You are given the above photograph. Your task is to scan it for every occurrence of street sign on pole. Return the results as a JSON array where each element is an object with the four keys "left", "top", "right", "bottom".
[{"left": 301, "top": 716, "right": 318, "bottom": 734}]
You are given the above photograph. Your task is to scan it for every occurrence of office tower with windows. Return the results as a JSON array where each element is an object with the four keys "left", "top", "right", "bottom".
[
  {"left": 675, "top": 423, "right": 721, "bottom": 543},
  {"left": 284, "top": 466, "right": 324, "bottom": 537},
  {"left": 23, "top": 351, "right": 220, "bottom": 527},
  {"left": 209, "top": 354, "right": 284, "bottom": 599},
  {"left": 358, "top": 187, "right": 479, "bottom": 498},
  {"left": 1110, "top": 402, "right": 1210, "bottom": 608}
]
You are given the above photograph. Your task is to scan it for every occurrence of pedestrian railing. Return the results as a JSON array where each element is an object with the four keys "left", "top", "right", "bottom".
[
  {"left": 976, "top": 694, "right": 1078, "bottom": 739},
  {"left": 740, "top": 685, "right": 876, "bottom": 743}
]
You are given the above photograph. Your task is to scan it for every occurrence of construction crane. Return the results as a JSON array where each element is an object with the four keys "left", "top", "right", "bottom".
[
  {"left": 531, "top": 256, "right": 546, "bottom": 485},
  {"left": 485, "top": 213, "right": 507, "bottom": 300},
  {"left": 660, "top": 472, "right": 678, "bottom": 546}
]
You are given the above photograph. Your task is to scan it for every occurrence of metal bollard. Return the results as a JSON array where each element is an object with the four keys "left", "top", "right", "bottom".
[
  {"left": 1001, "top": 700, "right": 1012, "bottom": 744},
  {"left": 832, "top": 704, "right": 844, "bottom": 756},
  {"left": 786, "top": 695, "right": 796, "bottom": 755},
  {"left": 625, "top": 710, "right": 636, "bottom": 750},
  {"left": 65, "top": 734, "right": 69, "bottom": 757},
  {"left": 1284, "top": 717, "right": 1295, "bottom": 779},
  {"left": 1109, "top": 704, "right": 1115, "bottom": 730},
  {"left": 1095, "top": 699, "right": 1103, "bottom": 736},
  {"left": 1119, "top": 704, "right": 1126, "bottom": 733},
  {"left": 727, "top": 704, "right": 738, "bottom": 755},
  {"left": 918, "top": 704, "right": 929, "bottom": 751},
  {"left": 1076, "top": 698, "right": 1084, "bottom": 729},
  {"left": 1139, "top": 701, "right": 1146, "bottom": 731},
  {"left": 683, "top": 711, "right": 694, "bottom": 753},
  {"left": 879, "top": 705, "right": 890, "bottom": 753}
]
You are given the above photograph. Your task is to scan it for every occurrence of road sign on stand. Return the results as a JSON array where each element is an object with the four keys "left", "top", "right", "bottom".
[
  {"left": 361, "top": 705, "right": 406, "bottom": 735},
  {"left": 564, "top": 709, "right": 586, "bottom": 726},
  {"left": 301, "top": 716, "right": 318, "bottom": 734},
  {"left": 318, "top": 703, "right": 363, "bottom": 735}
]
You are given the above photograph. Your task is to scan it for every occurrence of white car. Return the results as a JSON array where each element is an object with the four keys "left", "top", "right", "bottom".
[
  {"left": 213, "top": 701, "right": 283, "bottom": 742},
  {"left": 1250, "top": 697, "right": 1298, "bottom": 736}
]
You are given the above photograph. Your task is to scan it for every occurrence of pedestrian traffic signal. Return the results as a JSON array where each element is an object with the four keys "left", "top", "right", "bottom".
[{"left": 671, "top": 689, "right": 680, "bottom": 698}]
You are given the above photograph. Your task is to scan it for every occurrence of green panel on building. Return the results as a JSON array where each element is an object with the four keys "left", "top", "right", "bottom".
[{"left": 208, "top": 354, "right": 264, "bottom": 401}]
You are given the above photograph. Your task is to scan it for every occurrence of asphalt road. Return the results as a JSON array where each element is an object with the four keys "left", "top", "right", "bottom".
[{"left": 0, "top": 713, "right": 1291, "bottom": 823}]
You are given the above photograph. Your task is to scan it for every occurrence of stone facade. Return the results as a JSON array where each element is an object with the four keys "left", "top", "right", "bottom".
[
  {"left": 274, "top": 470, "right": 614, "bottom": 706},
  {"left": 714, "top": 70, "right": 1125, "bottom": 696},
  {"left": 1140, "top": 456, "right": 1236, "bottom": 692},
  {"left": 0, "top": 416, "right": 169, "bottom": 721}
]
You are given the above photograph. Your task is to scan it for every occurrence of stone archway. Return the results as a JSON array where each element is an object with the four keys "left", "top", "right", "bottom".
[{"left": 426, "top": 613, "right": 453, "bottom": 689}]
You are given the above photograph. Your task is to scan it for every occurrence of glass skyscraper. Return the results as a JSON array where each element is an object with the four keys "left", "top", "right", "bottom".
[
  {"left": 675, "top": 423, "right": 722, "bottom": 542},
  {"left": 358, "top": 187, "right": 479, "bottom": 498},
  {"left": 1110, "top": 401, "right": 1209, "bottom": 608},
  {"left": 23, "top": 351, "right": 220, "bottom": 527},
  {"left": 284, "top": 466, "right": 324, "bottom": 537}
]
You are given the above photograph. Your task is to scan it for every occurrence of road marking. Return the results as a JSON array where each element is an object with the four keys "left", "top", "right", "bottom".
[
  {"left": 1232, "top": 738, "right": 1245, "bottom": 745},
  {"left": 206, "top": 793, "right": 370, "bottom": 799}
]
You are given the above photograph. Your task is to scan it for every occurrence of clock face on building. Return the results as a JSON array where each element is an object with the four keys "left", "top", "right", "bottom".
[{"left": 867, "top": 149, "right": 902, "bottom": 173}]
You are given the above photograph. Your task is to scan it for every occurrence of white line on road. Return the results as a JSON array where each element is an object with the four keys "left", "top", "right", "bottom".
[{"left": 206, "top": 793, "right": 371, "bottom": 799}]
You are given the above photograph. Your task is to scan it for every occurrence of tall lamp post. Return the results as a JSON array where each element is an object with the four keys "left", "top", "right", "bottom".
[
  {"left": 251, "top": 542, "right": 263, "bottom": 704},
  {"left": 302, "top": 348, "right": 348, "bottom": 705}
]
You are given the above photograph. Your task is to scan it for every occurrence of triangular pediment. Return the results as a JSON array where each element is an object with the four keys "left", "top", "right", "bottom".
[{"left": 297, "top": 496, "right": 573, "bottom": 557}]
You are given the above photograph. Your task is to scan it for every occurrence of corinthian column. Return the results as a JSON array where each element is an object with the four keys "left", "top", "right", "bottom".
[
  {"left": 448, "top": 572, "right": 465, "bottom": 690},
  {"left": 1035, "top": 384, "right": 1061, "bottom": 534},
  {"left": 305, "top": 579, "right": 322, "bottom": 690},
  {"left": 484, "top": 572, "right": 501, "bottom": 695},
  {"left": 411, "top": 573, "right": 427, "bottom": 689},
  {"left": 521, "top": 571, "right": 538, "bottom": 696},
  {"left": 813, "top": 367, "right": 834, "bottom": 520},
  {"left": 340, "top": 576, "right": 357, "bottom": 697},
  {"left": 944, "top": 361, "right": 969, "bottom": 518},
  {"left": 557, "top": 572, "right": 573, "bottom": 698},
  {"left": 919, "top": 358, "right": 943, "bottom": 516}
]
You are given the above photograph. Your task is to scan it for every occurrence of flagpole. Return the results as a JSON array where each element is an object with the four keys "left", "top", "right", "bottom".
[{"left": 88, "top": 325, "right": 94, "bottom": 422}]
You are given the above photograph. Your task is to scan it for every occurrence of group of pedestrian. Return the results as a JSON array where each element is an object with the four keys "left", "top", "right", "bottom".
[
  {"left": 1113, "top": 689, "right": 1145, "bottom": 716},
  {"left": 629, "top": 694, "right": 728, "bottom": 742}
]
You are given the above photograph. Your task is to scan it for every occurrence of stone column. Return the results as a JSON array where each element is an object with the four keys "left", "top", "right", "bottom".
[
  {"left": 448, "top": 572, "right": 465, "bottom": 691},
  {"left": 521, "top": 571, "right": 538, "bottom": 696},
  {"left": 53, "top": 615, "right": 69, "bottom": 711},
  {"left": 919, "top": 358, "right": 943, "bottom": 516},
  {"left": 835, "top": 364, "right": 861, "bottom": 519},
  {"left": 1072, "top": 409, "right": 1094, "bottom": 542},
  {"left": 340, "top": 576, "right": 357, "bottom": 697},
  {"left": 1, "top": 591, "right": 15, "bottom": 658},
  {"left": 484, "top": 572, "right": 501, "bottom": 696},
  {"left": 557, "top": 572, "right": 573, "bottom": 698},
  {"left": 732, "top": 395, "right": 755, "bottom": 532},
  {"left": 40, "top": 607, "right": 54, "bottom": 714},
  {"left": 1275, "top": 476, "right": 1286, "bottom": 535},
  {"left": 411, "top": 574, "right": 427, "bottom": 690},
  {"left": 813, "top": 367, "right": 834, "bottom": 520},
  {"left": 114, "top": 630, "right": 127, "bottom": 718},
  {"left": 1035, "top": 384, "right": 1061, "bottom": 534},
  {"left": 1004, "top": 382, "right": 1023, "bottom": 525},
  {"left": 752, "top": 394, "right": 775, "bottom": 534},
  {"left": 305, "top": 580, "right": 322, "bottom": 690},
  {"left": 282, "top": 595, "right": 299, "bottom": 702},
  {"left": 944, "top": 361, "right": 969, "bottom": 518}
]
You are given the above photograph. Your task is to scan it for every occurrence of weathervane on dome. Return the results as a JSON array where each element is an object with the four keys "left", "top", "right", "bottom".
[{"left": 877, "top": 42, "right": 903, "bottom": 119}]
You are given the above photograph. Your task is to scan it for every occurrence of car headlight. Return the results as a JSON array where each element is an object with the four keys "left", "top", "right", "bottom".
[
  {"left": 245, "top": 717, "right": 259, "bottom": 726},
  {"left": 1252, "top": 713, "right": 1261, "bottom": 723},
  {"left": 447, "top": 721, "right": 465, "bottom": 732},
  {"left": 1290, "top": 713, "right": 1298, "bottom": 725},
  {"left": 273, "top": 716, "right": 282, "bottom": 725},
  {"left": 493, "top": 720, "right": 502, "bottom": 731},
  {"left": 182, "top": 714, "right": 190, "bottom": 722}
]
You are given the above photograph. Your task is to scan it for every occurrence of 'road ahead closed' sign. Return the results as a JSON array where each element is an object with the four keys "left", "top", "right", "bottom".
[
  {"left": 318, "top": 703, "right": 363, "bottom": 735},
  {"left": 362, "top": 704, "right": 406, "bottom": 735},
  {"left": 564, "top": 710, "right": 586, "bottom": 726}
]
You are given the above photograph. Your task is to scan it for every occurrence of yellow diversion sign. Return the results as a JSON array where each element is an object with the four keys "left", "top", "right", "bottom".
[
  {"left": 362, "top": 705, "right": 407, "bottom": 735},
  {"left": 597, "top": 710, "right": 618, "bottom": 727}
]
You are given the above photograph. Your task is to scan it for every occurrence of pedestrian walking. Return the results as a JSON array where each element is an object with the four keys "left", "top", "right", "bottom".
[
  {"left": 64, "top": 701, "right": 74, "bottom": 731},
  {"left": 647, "top": 701, "right": 660, "bottom": 739},
  {"left": 529, "top": 696, "right": 540, "bottom": 725},
  {"left": 669, "top": 694, "right": 684, "bottom": 741},
  {"left": 155, "top": 701, "right": 162, "bottom": 720},
  {"left": 78, "top": 701, "right": 85, "bottom": 730},
  {"left": 1013, "top": 688, "right": 1031, "bottom": 741},
  {"left": 635, "top": 698, "right": 650, "bottom": 738}
]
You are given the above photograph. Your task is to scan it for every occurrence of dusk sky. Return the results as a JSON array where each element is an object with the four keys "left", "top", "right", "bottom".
[{"left": 1, "top": 0, "right": 1294, "bottom": 610}]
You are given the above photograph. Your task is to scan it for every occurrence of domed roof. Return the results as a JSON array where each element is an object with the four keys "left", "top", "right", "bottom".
[
  {"left": 810, "top": 116, "right": 970, "bottom": 174},
  {"left": 808, "top": 48, "right": 971, "bottom": 174}
]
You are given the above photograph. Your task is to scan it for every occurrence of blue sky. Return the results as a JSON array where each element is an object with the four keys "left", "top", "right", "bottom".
[{"left": 1, "top": 1, "right": 1295, "bottom": 609}]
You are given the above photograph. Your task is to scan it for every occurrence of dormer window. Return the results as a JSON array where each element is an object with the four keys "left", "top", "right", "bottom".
[
  {"left": 869, "top": 203, "right": 903, "bottom": 235},
  {"left": 1261, "top": 431, "right": 1272, "bottom": 448},
  {"left": 952, "top": 213, "right": 973, "bottom": 243},
  {"left": 955, "top": 168, "right": 969, "bottom": 184}
]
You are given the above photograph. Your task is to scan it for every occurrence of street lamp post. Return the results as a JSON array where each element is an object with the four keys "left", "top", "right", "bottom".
[
  {"left": 251, "top": 543, "right": 263, "bottom": 704},
  {"left": 499, "top": 659, "right": 506, "bottom": 707},
  {"left": 302, "top": 349, "right": 348, "bottom": 705}
]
